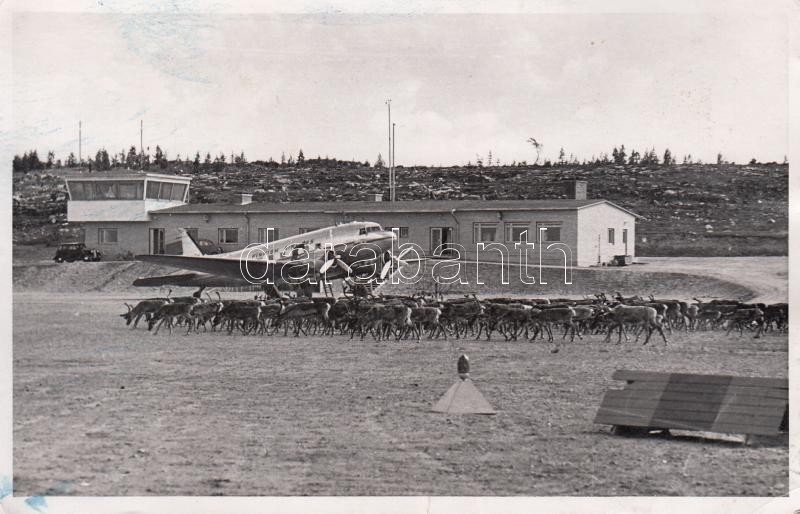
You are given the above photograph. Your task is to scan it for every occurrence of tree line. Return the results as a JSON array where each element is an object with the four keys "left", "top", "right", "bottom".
[
  {"left": 11, "top": 145, "right": 385, "bottom": 173},
  {"left": 12, "top": 144, "right": 786, "bottom": 173},
  {"left": 13, "top": 145, "right": 176, "bottom": 173}
]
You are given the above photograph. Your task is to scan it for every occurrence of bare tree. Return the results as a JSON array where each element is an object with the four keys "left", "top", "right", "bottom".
[{"left": 527, "top": 137, "right": 543, "bottom": 165}]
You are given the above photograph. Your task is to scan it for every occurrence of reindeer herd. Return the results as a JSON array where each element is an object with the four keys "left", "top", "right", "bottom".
[{"left": 119, "top": 289, "right": 788, "bottom": 348}]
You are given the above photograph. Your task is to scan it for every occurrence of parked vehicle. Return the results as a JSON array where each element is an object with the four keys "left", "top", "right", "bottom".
[
  {"left": 196, "top": 238, "right": 224, "bottom": 255},
  {"left": 54, "top": 242, "right": 102, "bottom": 263}
]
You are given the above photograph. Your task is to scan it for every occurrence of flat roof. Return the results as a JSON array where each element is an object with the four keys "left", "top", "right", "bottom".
[
  {"left": 153, "top": 199, "right": 641, "bottom": 218},
  {"left": 64, "top": 172, "right": 192, "bottom": 182}
]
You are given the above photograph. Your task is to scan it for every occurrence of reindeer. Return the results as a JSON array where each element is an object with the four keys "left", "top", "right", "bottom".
[
  {"left": 724, "top": 308, "right": 765, "bottom": 338},
  {"left": 187, "top": 301, "right": 223, "bottom": 333},
  {"left": 215, "top": 301, "right": 264, "bottom": 335},
  {"left": 529, "top": 307, "right": 580, "bottom": 344},
  {"left": 121, "top": 294, "right": 172, "bottom": 329},
  {"left": 613, "top": 291, "right": 644, "bottom": 304},
  {"left": 603, "top": 304, "right": 667, "bottom": 346},
  {"left": 406, "top": 306, "right": 445, "bottom": 342},
  {"left": 150, "top": 302, "right": 194, "bottom": 335},
  {"left": 274, "top": 301, "right": 331, "bottom": 337},
  {"left": 355, "top": 304, "right": 413, "bottom": 341}
]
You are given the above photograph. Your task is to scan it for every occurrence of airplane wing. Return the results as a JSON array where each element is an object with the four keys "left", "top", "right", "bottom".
[
  {"left": 135, "top": 254, "right": 274, "bottom": 278},
  {"left": 134, "top": 253, "right": 335, "bottom": 284},
  {"left": 132, "top": 272, "right": 252, "bottom": 288}
]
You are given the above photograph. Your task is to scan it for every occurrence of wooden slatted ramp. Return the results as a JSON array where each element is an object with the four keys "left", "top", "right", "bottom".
[{"left": 594, "top": 370, "right": 788, "bottom": 437}]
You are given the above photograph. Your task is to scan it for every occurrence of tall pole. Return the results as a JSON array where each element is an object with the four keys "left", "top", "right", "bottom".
[
  {"left": 78, "top": 121, "right": 82, "bottom": 167},
  {"left": 386, "top": 99, "right": 391, "bottom": 200},
  {"left": 140, "top": 119, "right": 144, "bottom": 170},
  {"left": 392, "top": 122, "right": 396, "bottom": 202}
]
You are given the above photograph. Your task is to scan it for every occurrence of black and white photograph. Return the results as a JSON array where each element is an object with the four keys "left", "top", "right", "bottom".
[{"left": 1, "top": 1, "right": 796, "bottom": 512}]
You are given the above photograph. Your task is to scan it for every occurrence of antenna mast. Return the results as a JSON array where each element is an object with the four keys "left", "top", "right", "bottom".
[
  {"left": 392, "top": 122, "right": 396, "bottom": 202},
  {"left": 140, "top": 119, "right": 144, "bottom": 170},
  {"left": 386, "top": 99, "right": 392, "bottom": 201}
]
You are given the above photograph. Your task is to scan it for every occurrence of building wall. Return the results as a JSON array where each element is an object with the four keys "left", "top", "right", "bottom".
[
  {"left": 67, "top": 199, "right": 186, "bottom": 222},
  {"left": 576, "top": 204, "right": 636, "bottom": 266},
  {"left": 446, "top": 209, "right": 578, "bottom": 266},
  {"left": 152, "top": 208, "right": 580, "bottom": 266},
  {"left": 74, "top": 203, "right": 636, "bottom": 267},
  {"left": 151, "top": 211, "right": 342, "bottom": 254},
  {"left": 80, "top": 221, "right": 150, "bottom": 257}
]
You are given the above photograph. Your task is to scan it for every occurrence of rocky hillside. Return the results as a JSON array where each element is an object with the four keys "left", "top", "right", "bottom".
[{"left": 12, "top": 162, "right": 787, "bottom": 256}]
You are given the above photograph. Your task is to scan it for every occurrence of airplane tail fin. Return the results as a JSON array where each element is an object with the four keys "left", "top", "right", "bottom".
[{"left": 177, "top": 228, "right": 204, "bottom": 256}]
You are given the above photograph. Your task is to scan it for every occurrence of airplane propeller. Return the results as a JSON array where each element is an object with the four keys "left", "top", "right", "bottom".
[
  {"left": 380, "top": 251, "right": 410, "bottom": 280},
  {"left": 320, "top": 254, "right": 352, "bottom": 275}
]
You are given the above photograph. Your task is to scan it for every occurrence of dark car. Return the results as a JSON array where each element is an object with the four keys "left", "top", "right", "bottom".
[
  {"left": 54, "top": 242, "right": 102, "bottom": 263},
  {"left": 164, "top": 237, "right": 224, "bottom": 256},
  {"left": 196, "top": 238, "right": 224, "bottom": 255}
]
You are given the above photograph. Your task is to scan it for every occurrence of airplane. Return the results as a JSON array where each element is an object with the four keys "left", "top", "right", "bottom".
[{"left": 133, "top": 221, "right": 406, "bottom": 297}]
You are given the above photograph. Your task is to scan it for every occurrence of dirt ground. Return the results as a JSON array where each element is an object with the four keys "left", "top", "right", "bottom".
[
  {"left": 632, "top": 257, "right": 787, "bottom": 305},
  {"left": 13, "top": 293, "right": 787, "bottom": 496}
]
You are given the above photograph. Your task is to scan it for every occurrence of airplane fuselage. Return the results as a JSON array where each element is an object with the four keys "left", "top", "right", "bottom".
[{"left": 133, "top": 221, "right": 398, "bottom": 289}]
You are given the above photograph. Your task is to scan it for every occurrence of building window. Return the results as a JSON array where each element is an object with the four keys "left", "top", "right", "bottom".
[
  {"left": 170, "top": 183, "right": 187, "bottom": 201},
  {"left": 387, "top": 227, "right": 409, "bottom": 238},
  {"left": 608, "top": 228, "right": 615, "bottom": 244},
  {"left": 68, "top": 181, "right": 93, "bottom": 200},
  {"left": 68, "top": 180, "right": 145, "bottom": 201},
  {"left": 185, "top": 228, "right": 199, "bottom": 241},
  {"left": 473, "top": 223, "right": 498, "bottom": 242},
  {"left": 95, "top": 182, "right": 116, "bottom": 199},
  {"left": 159, "top": 183, "right": 173, "bottom": 200},
  {"left": 258, "top": 227, "right": 279, "bottom": 243},
  {"left": 299, "top": 227, "right": 318, "bottom": 234},
  {"left": 536, "top": 222, "right": 562, "bottom": 243},
  {"left": 145, "top": 181, "right": 187, "bottom": 201},
  {"left": 98, "top": 228, "right": 118, "bottom": 244},
  {"left": 117, "top": 181, "right": 144, "bottom": 200},
  {"left": 622, "top": 229, "right": 628, "bottom": 245},
  {"left": 219, "top": 228, "right": 239, "bottom": 244},
  {"left": 146, "top": 181, "right": 160, "bottom": 199},
  {"left": 505, "top": 222, "right": 530, "bottom": 242}
]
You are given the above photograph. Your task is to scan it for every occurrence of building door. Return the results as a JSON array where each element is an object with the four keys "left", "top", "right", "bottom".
[
  {"left": 150, "top": 228, "right": 165, "bottom": 255},
  {"left": 597, "top": 234, "right": 601, "bottom": 264},
  {"left": 430, "top": 227, "right": 442, "bottom": 255},
  {"left": 623, "top": 229, "right": 629, "bottom": 255},
  {"left": 430, "top": 227, "right": 454, "bottom": 255}
]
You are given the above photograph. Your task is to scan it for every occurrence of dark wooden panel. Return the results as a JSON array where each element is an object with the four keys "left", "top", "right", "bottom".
[
  {"left": 728, "top": 376, "right": 787, "bottom": 389},
  {"left": 594, "top": 412, "right": 778, "bottom": 436},
  {"left": 602, "top": 388, "right": 788, "bottom": 408},
  {"left": 600, "top": 397, "right": 787, "bottom": 416},
  {"left": 595, "top": 410, "right": 783, "bottom": 435},
  {"left": 596, "top": 370, "right": 789, "bottom": 437},
  {"left": 713, "top": 412, "right": 785, "bottom": 428},
  {"left": 623, "top": 379, "right": 786, "bottom": 394},
  {"left": 601, "top": 396, "right": 728, "bottom": 414},
  {"left": 620, "top": 382, "right": 788, "bottom": 399},
  {"left": 708, "top": 423, "right": 781, "bottom": 436},
  {"left": 723, "top": 386, "right": 788, "bottom": 399},
  {"left": 599, "top": 404, "right": 781, "bottom": 426},
  {"left": 654, "top": 376, "right": 728, "bottom": 430},
  {"left": 593, "top": 411, "right": 657, "bottom": 427},
  {"left": 612, "top": 370, "right": 787, "bottom": 388}
]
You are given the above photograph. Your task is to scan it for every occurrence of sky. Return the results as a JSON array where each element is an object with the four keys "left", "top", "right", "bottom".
[{"left": 9, "top": 9, "right": 790, "bottom": 166}]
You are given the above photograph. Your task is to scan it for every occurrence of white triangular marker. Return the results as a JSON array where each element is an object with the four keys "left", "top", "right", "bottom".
[{"left": 431, "top": 378, "right": 496, "bottom": 415}]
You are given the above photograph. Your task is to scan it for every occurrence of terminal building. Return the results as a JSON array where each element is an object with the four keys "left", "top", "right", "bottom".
[
  {"left": 64, "top": 173, "right": 639, "bottom": 267},
  {"left": 65, "top": 173, "right": 192, "bottom": 258}
]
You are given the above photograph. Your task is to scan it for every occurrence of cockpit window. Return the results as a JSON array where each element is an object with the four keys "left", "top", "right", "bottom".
[{"left": 359, "top": 228, "right": 367, "bottom": 235}]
